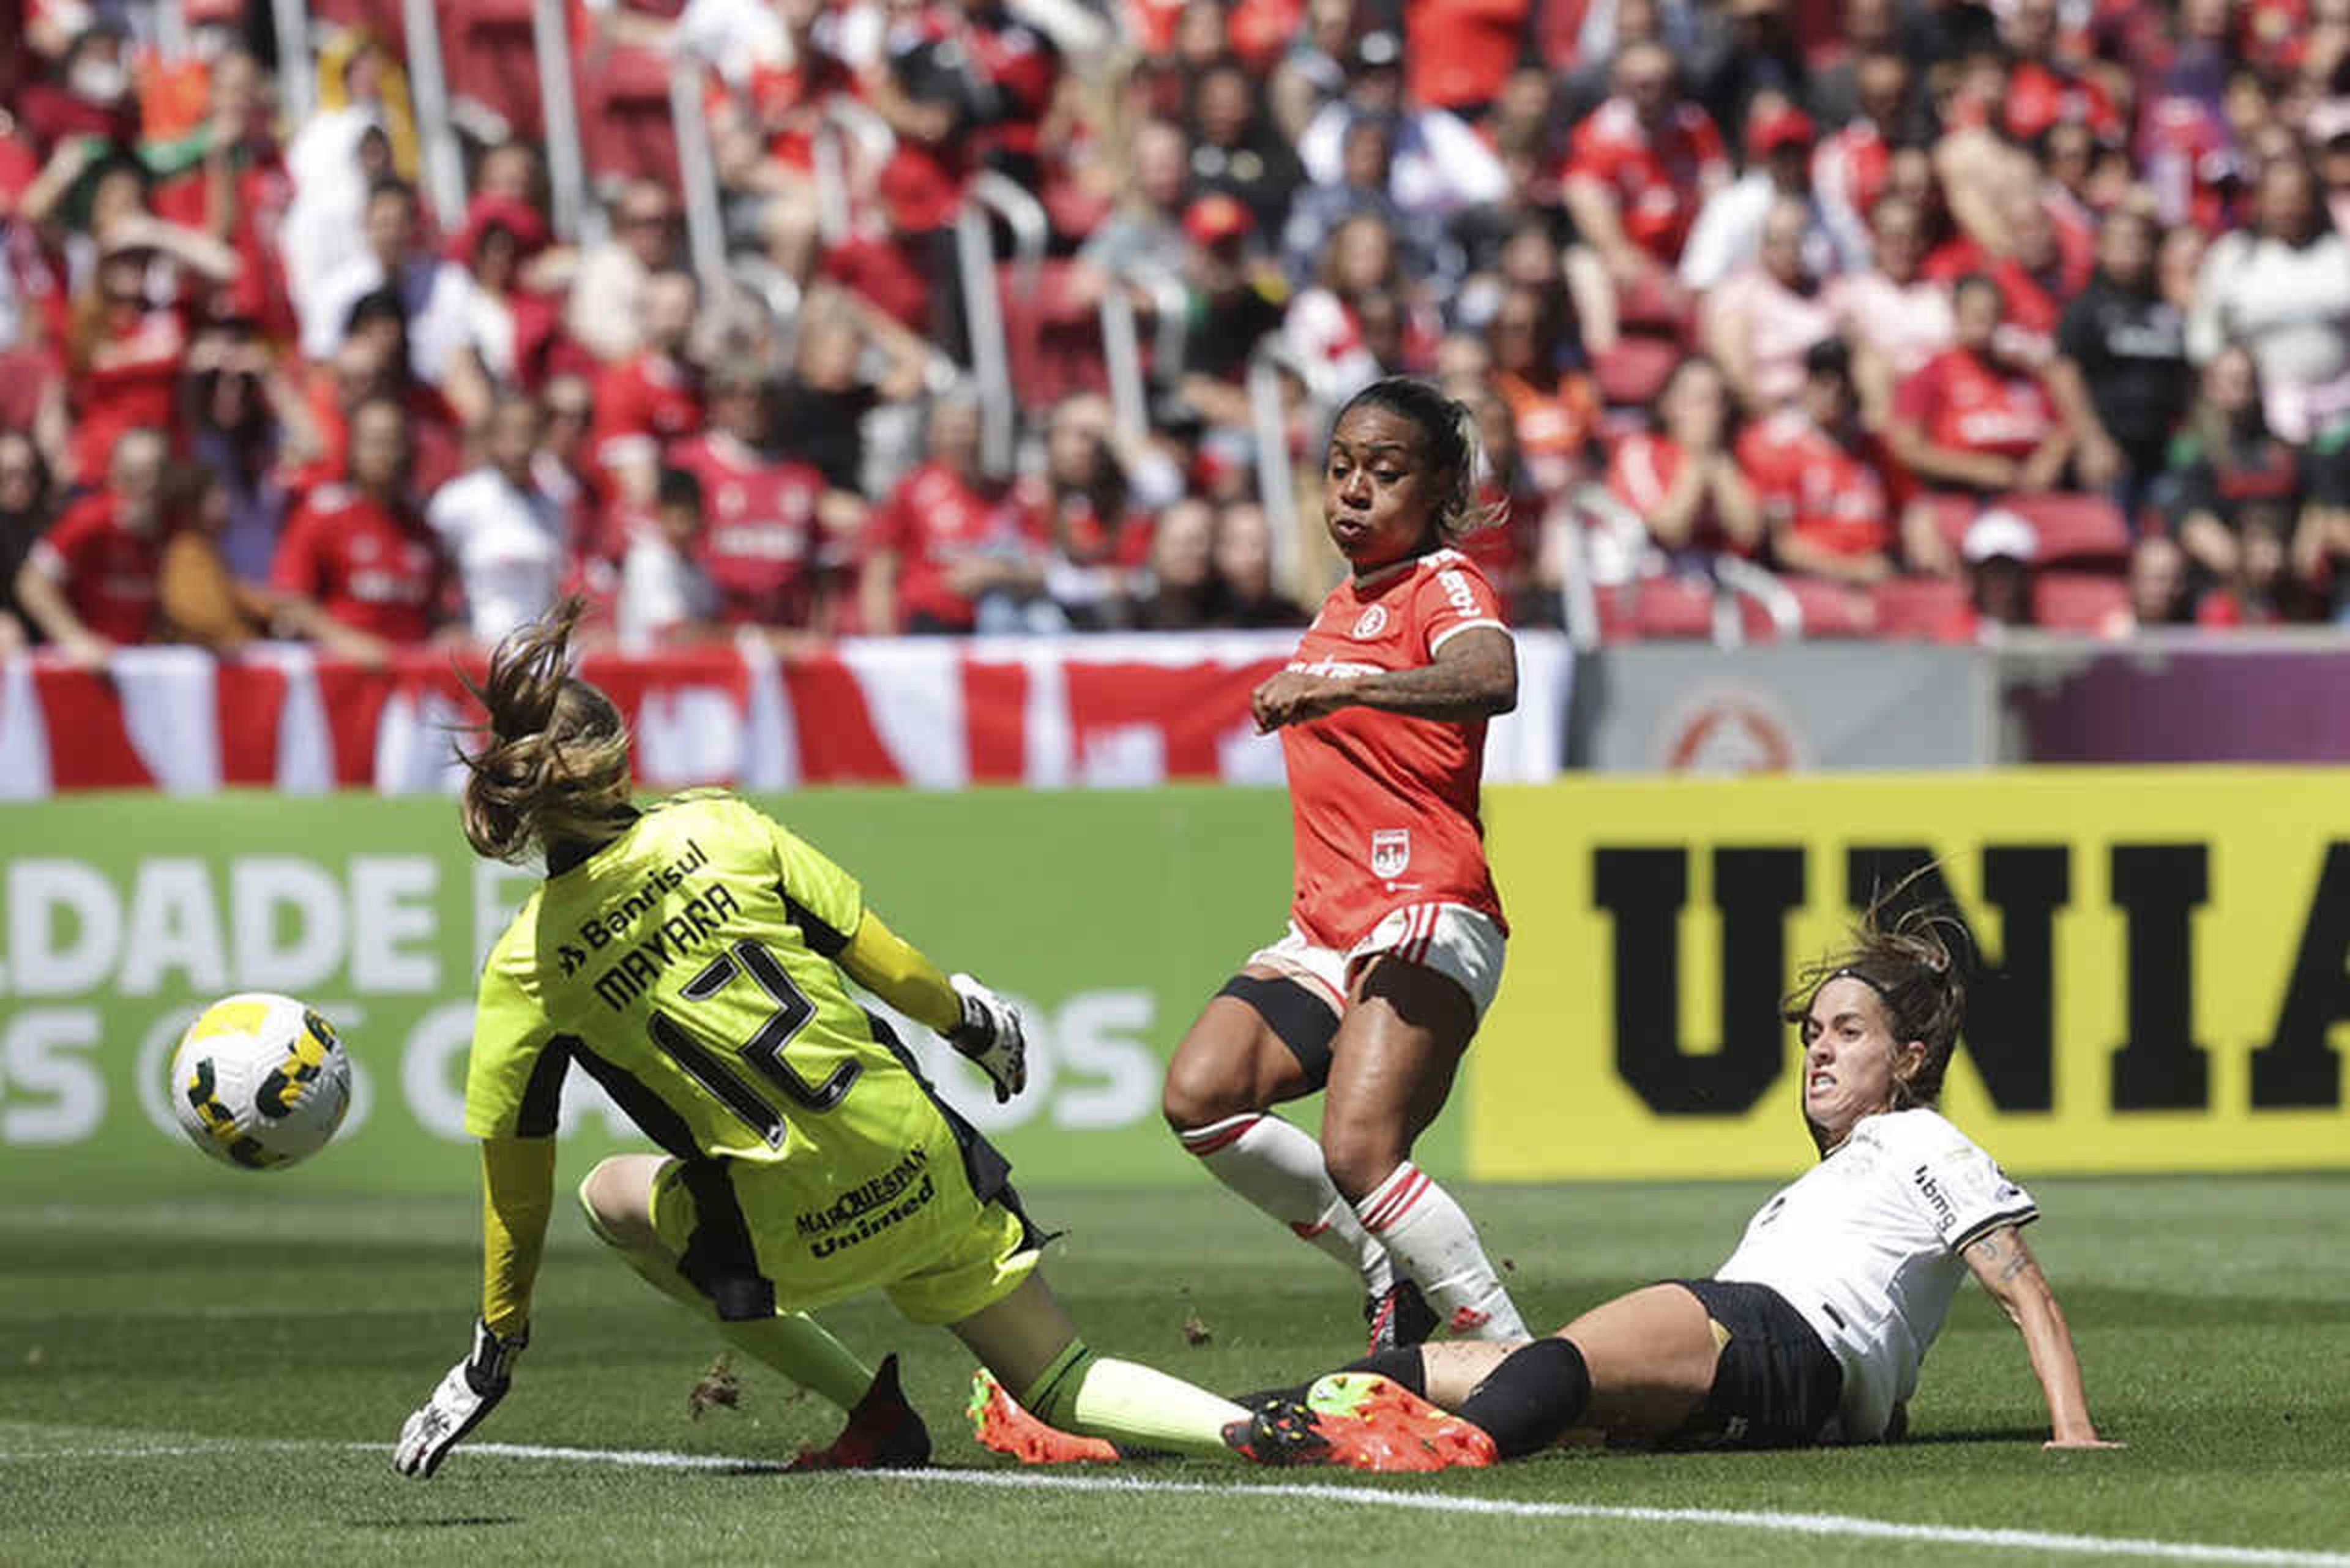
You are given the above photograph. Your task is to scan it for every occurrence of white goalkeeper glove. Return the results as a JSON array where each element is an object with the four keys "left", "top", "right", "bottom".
[
  {"left": 394, "top": 1319, "right": 526, "bottom": 1478},
  {"left": 946, "top": 973, "right": 1027, "bottom": 1103}
]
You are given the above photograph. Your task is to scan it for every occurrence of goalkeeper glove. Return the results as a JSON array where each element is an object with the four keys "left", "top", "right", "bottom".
[
  {"left": 394, "top": 1319, "right": 526, "bottom": 1478},
  {"left": 946, "top": 973, "right": 1027, "bottom": 1103}
]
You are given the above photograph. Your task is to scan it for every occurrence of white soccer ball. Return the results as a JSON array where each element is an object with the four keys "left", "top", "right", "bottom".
[{"left": 168, "top": 993, "right": 353, "bottom": 1171}]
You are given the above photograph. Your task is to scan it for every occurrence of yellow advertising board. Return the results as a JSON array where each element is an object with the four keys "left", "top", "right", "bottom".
[{"left": 1471, "top": 769, "right": 2350, "bottom": 1179}]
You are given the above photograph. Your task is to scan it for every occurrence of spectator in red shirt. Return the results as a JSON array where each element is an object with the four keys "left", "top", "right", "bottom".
[
  {"left": 1563, "top": 41, "right": 1729, "bottom": 312},
  {"left": 1738, "top": 338, "right": 1932, "bottom": 585},
  {"left": 15, "top": 424, "right": 172, "bottom": 662},
  {"left": 1996, "top": 0, "right": 2123, "bottom": 146},
  {"left": 1403, "top": 0, "right": 1531, "bottom": 117},
  {"left": 861, "top": 394, "right": 1043, "bottom": 635},
  {"left": 666, "top": 364, "right": 828, "bottom": 634},
  {"left": 269, "top": 397, "right": 451, "bottom": 648},
  {"left": 1608, "top": 354, "right": 1767, "bottom": 562},
  {"left": 592, "top": 268, "right": 706, "bottom": 510},
  {"left": 1888, "top": 272, "right": 2074, "bottom": 498},
  {"left": 61, "top": 215, "right": 239, "bottom": 487}
]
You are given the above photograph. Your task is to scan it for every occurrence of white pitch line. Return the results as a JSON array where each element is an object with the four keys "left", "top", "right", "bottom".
[{"left": 6, "top": 1437, "right": 2343, "bottom": 1568}]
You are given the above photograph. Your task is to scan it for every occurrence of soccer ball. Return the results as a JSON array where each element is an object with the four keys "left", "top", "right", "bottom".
[{"left": 168, "top": 993, "right": 353, "bottom": 1171}]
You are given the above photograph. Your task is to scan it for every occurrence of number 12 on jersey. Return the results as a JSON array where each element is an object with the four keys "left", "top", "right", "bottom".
[{"left": 647, "top": 938, "right": 861, "bottom": 1147}]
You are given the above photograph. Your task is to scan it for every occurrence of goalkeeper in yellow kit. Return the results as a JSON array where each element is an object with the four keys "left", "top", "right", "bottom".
[{"left": 393, "top": 599, "right": 1284, "bottom": 1476}]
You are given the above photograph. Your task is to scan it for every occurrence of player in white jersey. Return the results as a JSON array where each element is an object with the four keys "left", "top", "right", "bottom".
[{"left": 978, "top": 895, "right": 2119, "bottom": 1469}]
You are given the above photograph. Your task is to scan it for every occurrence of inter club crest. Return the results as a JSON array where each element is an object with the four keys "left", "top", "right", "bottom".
[
  {"left": 1351, "top": 605, "right": 1390, "bottom": 639},
  {"left": 1370, "top": 828, "right": 1411, "bottom": 879}
]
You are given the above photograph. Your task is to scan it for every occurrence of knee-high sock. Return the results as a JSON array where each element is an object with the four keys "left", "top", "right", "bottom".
[
  {"left": 1352, "top": 1161, "right": 1528, "bottom": 1341},
  {"left": 1457, "top": 1337, "right": 1591, "bottom": 1458},
  {"left": 580, "top": 1201, "right": 875, "bottom": 1413},
  {"left": 1020, "top": 1340, "right": 1251, "bottom": 1460},
  {"left": 1179, "top": 1113, "right": 1393, "bottom": 1294}
]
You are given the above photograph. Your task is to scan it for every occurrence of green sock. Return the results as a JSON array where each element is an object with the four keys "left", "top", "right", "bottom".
[
  {"left": 1021, "top": 1342, "right": 1251, "bottom": 1460},
  {"left": 580, "top": 1201, "right": 875, "bottom": 1414}
]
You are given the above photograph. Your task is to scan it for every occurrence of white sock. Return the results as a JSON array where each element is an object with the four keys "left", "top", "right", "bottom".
[
  {"left": 1352, "top": 1160, "right": 1528, "bottom": 1341},
  {"left": 1180, "top": 1113, "right": 1393, "bottom": 1294}
]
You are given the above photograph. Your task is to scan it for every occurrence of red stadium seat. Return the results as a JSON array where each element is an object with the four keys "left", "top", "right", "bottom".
[
  {"left": 1595, "top": 577, "right": 1718, "bottom": 640},
  {"left": 439, "top": 0, "right": 545, "bottom": 142},
  {"left": 1870, "top": 575, "right": 1969, "bottom": 639},
  {"left": 1615, "top": 272, "right": 1695, "bottom": 336},
  {"left": 308, "top": 0, "right": 405, "bottom": 45},
  {"left": 574, "top": 42, "right": 681, "bottom": 187},
  {"left": 1915, "top": 491, "right": 1983, "bottom": 559},
  {"left": 1998, "top": 492, "right": 2133, "bottom": 566},
  {"left": 999, "top": 259, "right": 1109, "bottom": 406},
  {"left": 1783, "top": 576, "right": 1880, "bottom": 638},
  {"left": 1592, "top": 335, "right": 1680, "bottom": 408},
  {"left": 2032, "top": 570, "right": 2130, "bottom": 633}
]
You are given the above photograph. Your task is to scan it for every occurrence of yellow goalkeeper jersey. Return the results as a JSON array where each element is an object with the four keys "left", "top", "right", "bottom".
[{"left": 465, "top": 791, "right": 942, "bottom": 1186}]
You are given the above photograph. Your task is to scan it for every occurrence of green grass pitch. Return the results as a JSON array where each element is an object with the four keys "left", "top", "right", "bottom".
[{"left": 4, "top": 1176, "right": 2346, "bottom": 1566}]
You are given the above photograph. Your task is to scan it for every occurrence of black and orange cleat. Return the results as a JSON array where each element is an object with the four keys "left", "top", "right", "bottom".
[{"left": 787, "top": 1354, "right": 932, "bottom": 1471}]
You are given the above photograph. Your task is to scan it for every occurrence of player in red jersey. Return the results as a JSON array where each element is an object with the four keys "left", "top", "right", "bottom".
[
  {"left": 270, "top": 397, "right": 453, "bottom": 646},
  {"left": 1162, "top": 377, "right": 1529, "bottom": 1353}
]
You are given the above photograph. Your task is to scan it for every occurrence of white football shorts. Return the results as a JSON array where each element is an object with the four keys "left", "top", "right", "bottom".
[{"left": 1245, "top": 903, "right": 1507, "bottom": 1021}]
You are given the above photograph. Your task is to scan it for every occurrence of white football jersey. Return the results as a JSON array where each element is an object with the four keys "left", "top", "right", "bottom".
[{"left": 1714, "top": 1108, "right": 2037, "bottom": 1442}]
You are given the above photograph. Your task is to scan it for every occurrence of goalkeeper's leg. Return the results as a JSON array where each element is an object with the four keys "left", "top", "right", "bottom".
[
  {"left": 578, "top": 1156, "right": 875, "bottom": 1413},
  {"left": 951, "top": 1273, "right": 1253, "bottom": 1458}
]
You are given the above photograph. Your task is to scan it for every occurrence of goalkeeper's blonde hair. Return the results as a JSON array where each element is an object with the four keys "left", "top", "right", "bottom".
[{"left": 457, "top": 596, "right": 633, "bottom": 864}]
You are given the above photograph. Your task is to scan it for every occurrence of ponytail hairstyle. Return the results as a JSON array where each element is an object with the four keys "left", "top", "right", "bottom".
[
  {"left": 1781, "top": 870, "right": 1972, "bottom": 1124},
  {"left": 456, "top": 596, "right": 634, "bottom": 864},
  {"left": 1332, "top": 375, "right": 1509, "bottom": 543}
]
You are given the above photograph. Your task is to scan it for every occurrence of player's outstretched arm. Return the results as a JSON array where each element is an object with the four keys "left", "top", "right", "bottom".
[
  {"left": 392, "top": 1138, "right": 553, "bottom": 1476},
  {"left": 1962, "top": 1224, "right": 2122, "bottom": 1450},
  {"left": 840, "top": 910, "right": 1027, "bottom": 1103},
  {"left": 1252, "top": 626, "right": 1516, "bottom": 731}
]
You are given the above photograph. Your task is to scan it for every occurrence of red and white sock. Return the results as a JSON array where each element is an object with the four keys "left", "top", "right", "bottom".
[
  {"left": 1179, "top": 1113, "right": 1393, "bottom": 1294},
  {"left": 1352, "top": 1160, "right": 1528, "bottom": 1341}
]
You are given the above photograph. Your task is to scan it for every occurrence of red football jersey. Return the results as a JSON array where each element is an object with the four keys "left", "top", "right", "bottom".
[
  {"left": 593, "top": 352, "right": 705, "bottom": 474},
  {"left": 669, "top": 431, "right": 824, "bottom": 627},
  {"left": 1606, "top": 432, "right": 1759, "bottom": 557},
  {"left": 1736, "top": 410, "right": 1894, "bottom": 558},
  {"left": 25, "top": 493, "right": 166, "bottom": 644},
  {"left": 1280, "top": 548, "right": 1510, "bottom": 949},
  {"left": 270, "top": 485, "right": 451, "bottom": 643},
  {"left": 69, "top": 310, "right": 188, "bottom": 486},
  {"left": 1565, "top": 97, "right": 1728, "bottom": 265},
  {"left": 866, "top": 459, "right": 1037, "bottom": 630},
  {"left": 1895, "top": 349, "right": 2059, "bottom": 462}
]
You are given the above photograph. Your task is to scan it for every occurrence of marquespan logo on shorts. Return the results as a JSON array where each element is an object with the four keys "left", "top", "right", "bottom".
[
  {"left": 1351, "top": 605, "right": 1390, "bottom": 639},
  {"left": 1371, "top": 828, "right": 1412, "bottom": 879}
]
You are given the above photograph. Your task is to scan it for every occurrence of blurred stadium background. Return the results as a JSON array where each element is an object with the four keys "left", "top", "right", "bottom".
[{"left": 2, "top": 0, "right": 2349, "bottom": 1562}]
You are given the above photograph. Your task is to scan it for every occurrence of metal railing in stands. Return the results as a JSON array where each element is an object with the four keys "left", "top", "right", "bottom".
[
  {"left": 812, "top": 100, "right": 897, "bottom": 248},
  {"left": 954, "top": 173, "right": 1048, "bottom": 475},
  {"left": 1714, "top": 555, "right": 1803, "bottom": 644},
  {"left": 1100, "top": 282, "right": 1147, "bottom": 439},
  {"left": 670, "top": 55, "right": 728, "bottom": 293},
  {"left": 1247, "top": 342, "right": 1305, "bottom": 597},
  {"left": 400, "top": 0, "right": 466, "bottom": 229},
  {"left": 535, "top": 0, "right": 596, "bottom": 244},
  {"left": 270, "top": 0, "right": 315, "bottom": 125}
]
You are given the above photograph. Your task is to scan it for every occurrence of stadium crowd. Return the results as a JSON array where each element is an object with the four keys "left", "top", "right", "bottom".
[{"left": 6, "top": 0, "right": 2350, "bottom": 659}]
